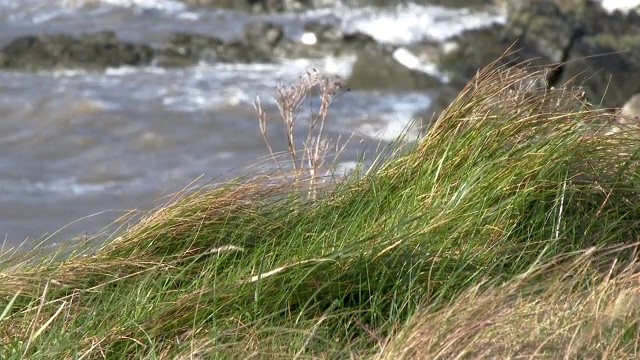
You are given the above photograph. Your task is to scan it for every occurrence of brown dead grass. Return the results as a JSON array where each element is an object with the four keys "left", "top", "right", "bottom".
[{"left": 378, "top": 246, "right": 640, "bottom": 359}]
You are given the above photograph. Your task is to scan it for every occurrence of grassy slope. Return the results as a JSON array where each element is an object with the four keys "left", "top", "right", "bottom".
[{"left": 2, "top": 64, "right": 640, "bottom": 359}]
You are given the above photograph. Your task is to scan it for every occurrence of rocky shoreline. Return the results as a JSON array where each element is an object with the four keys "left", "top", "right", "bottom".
[{"left": 2, "top": 0, "right": 639, "bottom": 119}]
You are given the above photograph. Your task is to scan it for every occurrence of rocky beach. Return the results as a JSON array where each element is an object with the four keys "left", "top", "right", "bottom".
[{"left": 1, "top": 0, "right": 639, "bottom": 246}]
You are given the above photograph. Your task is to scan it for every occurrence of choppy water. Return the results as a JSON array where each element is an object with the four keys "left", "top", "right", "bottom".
[{"left": 0, "top": 0, "right": 505, "bottom": 246}]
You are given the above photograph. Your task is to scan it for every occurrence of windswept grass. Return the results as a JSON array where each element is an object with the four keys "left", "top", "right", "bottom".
[{"left": 2, "top": 62, "right": 640, "bottom": 359}]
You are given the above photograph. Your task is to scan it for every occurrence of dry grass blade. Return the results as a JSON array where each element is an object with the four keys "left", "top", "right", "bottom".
[
  {"left": 253, "top": 68, "right": 349, "bottom": 197},
  {"left": 242, "top": 258, "right": 336, "bottom": 284},
  {"left": 22, "top": 280, "right": 50, "bottom": 356},
  {"left": 379, "top": 246, "right": 640, "bottom": 360},
  {"left": 254, "top": 97, "right": 279, "bottom": 170},
  {"left": 30, "top": 300, "right": 66, "bottom": 342}
]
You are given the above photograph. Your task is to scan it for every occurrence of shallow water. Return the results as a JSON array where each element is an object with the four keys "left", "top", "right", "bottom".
[{"left": 0, "top": 0, "right": 504, "bottom": 246}]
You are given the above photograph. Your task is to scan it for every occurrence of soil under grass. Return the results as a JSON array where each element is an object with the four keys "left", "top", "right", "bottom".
[{"left": 2, "top": 64, "right": 640, "bottom": 359}]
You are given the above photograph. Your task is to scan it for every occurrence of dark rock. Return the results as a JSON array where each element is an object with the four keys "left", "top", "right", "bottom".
[
  {"left": 438, "top": 25, "right": 549, "bottom": 88},
  {"left": 243, "top": 21, "right": 284, "bottom": 52},
  {"left": 303, "top": 22, "right": 344, "bottom": 43},
  {"left": 341, "top": 32, "right": 378, "bottom": 47},
  {"left": 181, "top": 0, "right": 252, "bottom": 11},
  {"left": 273, "top": 30, "right": 376, "bottom": 59},
  {"left": 181, "top": 0, "right": 494, "bottom": 12},
  {"left": 416, "top": 0, "right": 493, "bottom": 9},
  {"left": 446, "top": 0, "right": 621, "bottom": 78},
  {"left": 0, "top": 31, "right": 154, "bottom": 71},
  {"left": 505, "top": 0, "right": 575, "bottom": 63},
  {"left": 341, "top": 0, "right": 492, "bottom": 8},
  {"left": 160, "top": 20, "right": 374, "bottom": 65},
  {"left": 221, "top": 40, "right": 273, "bottom": 63},
  {"left": 156, "top": 31, "right": 274, "bottom": 67},
  {"left": 436, "top": 0, "right": 640, "bottom": 110},
  {"left": 567, "top": 2, "right": 640, "bottom": 36},
  {"left": 558, "top": 34, "right": 640, "bottom": 108},
  {"left": 347, "top": 46, "right": 442, "bottom": 91},
  {"left": 155, "top": 32, "right": 225, "bottom": 67},
  {"left": 181, "top": 0, "right": 337, "bottom": 12}
]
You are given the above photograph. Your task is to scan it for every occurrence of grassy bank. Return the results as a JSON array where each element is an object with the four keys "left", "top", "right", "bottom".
[{"left": 2, "top": 63, "right": 640, "bottom": 359}]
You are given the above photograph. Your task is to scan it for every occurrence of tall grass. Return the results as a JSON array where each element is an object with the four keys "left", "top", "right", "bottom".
[{"left": 1, "top": 62, "right": 640, "bottom": 359}]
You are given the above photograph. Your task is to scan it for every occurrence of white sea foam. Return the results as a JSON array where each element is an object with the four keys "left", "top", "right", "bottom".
[
  {"left": 159, "top": 58, "right": 356, "bottom": 111},
  {"left": 355, "top": 92, "right": 432, "bottom": 142},
  {"left": 392, "top": 47, "right": 449, "bottom": 82},
  {"left": 340, "top": 3, "right": 505, "bottom": 45},
  {"left": 600, "top": 0, "right": 640, "bottom": 13},
  {"left": 63, "top": 0, "right": 186, "bottom": 12},
  {"left": 330, "top": 161, "right": 359, "bottom": 176},
  {"left": 357, "top": 116, "right": 420, "bottom": 142},
  {"left": 0, "top": 178, "right": 112, "bottom": 196},
  {"left": 279, "top": 56, "right": 356, "bottom": 79},
  {"left": 49, "top": 69, "right": 89, "bottom": 77},
  {"left": 104, "top": 66, "right": 167, "bottom": 76}
]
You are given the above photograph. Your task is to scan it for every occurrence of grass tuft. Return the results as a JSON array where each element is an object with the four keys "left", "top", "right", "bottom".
[{"left": 2, "top": 62, "right": 640, "bottom": 358}]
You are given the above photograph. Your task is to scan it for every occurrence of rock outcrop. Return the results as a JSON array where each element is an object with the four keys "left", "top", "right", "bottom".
[
  {"left": 0, "top": 31, "right": 154, "bottom": 71},
  {"left": 430, "top": 0, "right": 640, "bottom": 117}
]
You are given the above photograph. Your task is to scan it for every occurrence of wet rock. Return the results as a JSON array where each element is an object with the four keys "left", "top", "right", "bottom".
[
  {"left": 182, "top": 0, "right": 494, "bottom": 12},
  {"left": 497, "top": 0, "right": 640, "bottom": 107},
  {"left": 259, "top": 0, "right": 337, "bottom": 12},
  {"left": 347, "top": 45, "right": 442, "bottom": 91},
  {"left": 433, "top": 0, "right": 640, "bottom": 113},
  {"left": 303, "top": 21, "right": 344, "bottom": 43},
  {"left": 180, "top": 0, "right": 252, "bottom": 11},
  {"left": 243, "top": 21, "right": 284, "bottom": 52},
  {"left": 496, "top": 0, "right": 595, "bottom": 15},
  {"left": 341, "top": 32, "right": 378, "bottom": 48},
  {"left": 0, "top": 20, "right": 376, "bottom": 71},
  {"left": 156, "top": 31, "right": 274, "bottom": 67},
  {"left": 275, "top": 27, "right": 377, "bottom": 59},
  {"left": 439, "top": 0, "right": 606, "bottom": 85},
  {"left": 416, "top": 0, "right": 493, "bottom": 9},
  {"left": 155, "top": 33, "right": 225, "bottom": 67},
  {"left": 437, "top": 24, "right": 546, "bottom": 88},
  {"left": 505, "top": 0, "right": 575, "bottom": 63},
  {"left": 559, "top": 34, "right": 640, "bottom": 108},
  {"left": 341, "top": 0, "right": 492, "bottom": 8},
  {"left": 432, "top": 4, "right": 568, "bottom": 114},
  {"left": 0, "top": 31, "right": 154, "bottom": 71},
  {"left": 181, "top": 0, "right": 337, "bottom": 12}
]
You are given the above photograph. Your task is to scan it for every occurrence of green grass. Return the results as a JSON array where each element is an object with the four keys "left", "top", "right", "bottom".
[{"left": 2, "top": 64, "right": 640, "bottom": 359}]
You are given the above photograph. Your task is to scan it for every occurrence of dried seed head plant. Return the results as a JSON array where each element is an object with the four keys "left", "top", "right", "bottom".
[{"left": 253, "top": 68, "right": 350, "bottom": 197}]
